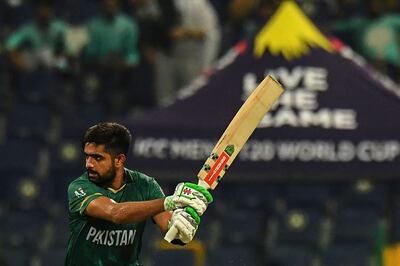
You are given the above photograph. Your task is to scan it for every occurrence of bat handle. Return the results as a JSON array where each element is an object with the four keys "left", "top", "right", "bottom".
[
  {"left": 164, "top": 225, "right": 178, "bottom": 243},
  {"left": 197, "top": 179, "right": 210, "bottom": 189}
]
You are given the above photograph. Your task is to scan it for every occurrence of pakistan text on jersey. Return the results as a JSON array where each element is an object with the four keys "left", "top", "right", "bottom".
[{"left": 86, "top": 226, "right": 136, "bottom": 246}]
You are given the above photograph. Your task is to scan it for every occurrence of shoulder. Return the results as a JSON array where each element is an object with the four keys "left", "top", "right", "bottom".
[
  {"left": 125, "top": 168, "right": 165, "bottom": 198},
  {"left": 67, "top": 173, "right": 106, "bottom": 202},
  {"left": 382, "top": 14, "right": 400, "bottom": 23},
  {"left": 13, "top": 23, "right": 35, "bottom": 34},
  {"left": 117, "top": 13, "right": 134, "bottom": 23},
  {"left": 125, "top": 168, "right": 163, "bottom": 192},
  {"left": 67, "top": 173, "right": 91, "bottom": 193},
  {"left": 117, "top": 14, "right": 138, "bottom": 29},
  {"left": 86, "top": 16, "right": 102, "bottom": 28},
  {"left": 125, "top": 168, "right": 157, "bottom": 184},
  {"left": 51, "top": 19, "right": 68, "bottom": 31}
]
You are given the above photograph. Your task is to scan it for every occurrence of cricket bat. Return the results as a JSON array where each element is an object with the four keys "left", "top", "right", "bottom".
[{"left": 164, "top": 75, "right": 284, "bottom": 242}]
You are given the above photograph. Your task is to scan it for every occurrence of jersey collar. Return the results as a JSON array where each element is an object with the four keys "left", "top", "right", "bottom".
[
  {"left": 107, "top": 184, "right": 126, "bottom": 193},
  {"left": 106, "top": 168, "right": 132, "bottom": 193}
]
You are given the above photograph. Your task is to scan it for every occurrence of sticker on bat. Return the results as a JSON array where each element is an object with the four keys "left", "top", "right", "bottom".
[
  {"left": 203, "top": 164, "right": 211, "bottom": 172},
  {"left": 203, "top": 145, "right": 235, "bottom": 186},
  {"left": 225, "top": 145, "right": 235, "bottom": 156}
]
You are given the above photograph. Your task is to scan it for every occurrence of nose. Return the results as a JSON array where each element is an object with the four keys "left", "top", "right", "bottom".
[{"left": 85, "top": 157, "right": 94, "bottom": 168}]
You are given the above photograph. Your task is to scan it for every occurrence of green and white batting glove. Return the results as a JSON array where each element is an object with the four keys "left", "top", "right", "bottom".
[
  {"left": 168, "top": 208, "right": 200, "bottom": 244},
  {"left": 164, "top": 182, "right": 213, "bottom": 216}
]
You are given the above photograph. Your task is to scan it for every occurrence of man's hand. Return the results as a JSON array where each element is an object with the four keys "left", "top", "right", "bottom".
[
  {"left": 164, "top": 182, "right": 213, "bottom": 215},
  {"left": 168, "top": 208, "right": 199, "bottom": 244}
]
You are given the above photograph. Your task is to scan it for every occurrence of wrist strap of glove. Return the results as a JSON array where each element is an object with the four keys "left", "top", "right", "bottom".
[{"left": 164, "top": 196, "right": 175, "bottom": 211}]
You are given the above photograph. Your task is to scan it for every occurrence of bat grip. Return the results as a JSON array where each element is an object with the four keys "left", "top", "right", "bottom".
[{"left": 164, "top": 225, "right": 178, "bottom": 242}]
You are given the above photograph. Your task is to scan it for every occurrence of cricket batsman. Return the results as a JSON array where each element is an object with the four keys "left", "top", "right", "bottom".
[{"left": 65, "top": 122, "right": 213, "bottom": 266}]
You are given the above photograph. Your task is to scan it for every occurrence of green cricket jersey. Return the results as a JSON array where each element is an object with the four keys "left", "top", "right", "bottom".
[{"left": 65, "top": 168, "right": 165, "bottom": 266}]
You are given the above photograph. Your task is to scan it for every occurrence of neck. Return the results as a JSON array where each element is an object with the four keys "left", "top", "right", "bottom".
[{"left": 107, "top": 167, "right": 125, "bottom": 190}]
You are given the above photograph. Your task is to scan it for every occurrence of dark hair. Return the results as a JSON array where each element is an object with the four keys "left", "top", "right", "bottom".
[
  {"left": 82, "top": 122, "right": 132, "bottom": 156},
  {"left": 35, "top": 0, "right": 54, "bottom": 7}
]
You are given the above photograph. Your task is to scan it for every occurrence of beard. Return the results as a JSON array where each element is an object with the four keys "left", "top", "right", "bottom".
[{"left": 87, "top": 167, "right": 116, "bottom": 186}]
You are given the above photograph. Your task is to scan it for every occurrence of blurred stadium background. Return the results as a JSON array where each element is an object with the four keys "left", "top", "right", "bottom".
[{"left": 1, "top": 0, "right": 400, "bottom": 265}]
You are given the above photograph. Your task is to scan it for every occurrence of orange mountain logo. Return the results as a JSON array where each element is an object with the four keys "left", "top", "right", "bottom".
[{"left": 254, "top": 1, "right": 333, "bottom": 60}]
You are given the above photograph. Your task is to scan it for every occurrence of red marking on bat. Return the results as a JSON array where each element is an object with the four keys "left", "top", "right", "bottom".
[{"left": 204, "top": 151, "right": 230, "bottom": 186}]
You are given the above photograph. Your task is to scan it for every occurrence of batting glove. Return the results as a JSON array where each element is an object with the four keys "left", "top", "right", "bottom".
[
  {"left": 164, "top": 182, "right": 213, "bottom": 216},
  {"left": 168, "top": 208, "right": 200, "bottom": 244}
]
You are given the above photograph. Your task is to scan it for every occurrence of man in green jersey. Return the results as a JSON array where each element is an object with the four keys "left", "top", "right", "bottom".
[
  {"left": 5, "top": 0, "right": 68, "bottom": 71},
  {"left": 66, "top": 122, "right": 213, "bottom": 266}
]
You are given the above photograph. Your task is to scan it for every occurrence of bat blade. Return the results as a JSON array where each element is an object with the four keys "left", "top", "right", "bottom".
[
  {"left": 198, "top": 75, "right": 284, "bottom": 189},
  {"left": 164, "top": 75, "right": 284, "bottom": 243}
]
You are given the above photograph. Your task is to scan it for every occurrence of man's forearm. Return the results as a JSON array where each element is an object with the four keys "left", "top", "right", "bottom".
[{"left": 111, "top": 198, "right": 165, "bottom": 224}]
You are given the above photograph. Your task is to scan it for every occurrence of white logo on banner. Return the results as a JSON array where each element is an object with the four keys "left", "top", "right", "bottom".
[{"left": 242, "top": 67, "right": 358, "bottom": 130}]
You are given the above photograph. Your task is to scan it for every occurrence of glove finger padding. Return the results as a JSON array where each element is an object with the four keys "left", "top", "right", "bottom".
[
  {"left": 164, "top": 182, "right": 213, "bottom": 215},
  {"left": 173, "top": 196, "right": 206, "bottom": 215},
  {"left": 169, "top": 209, "right": 199, "bottom": 244},
  {"left": 183, "top": 183, "right": 213, "bottom": 204}
]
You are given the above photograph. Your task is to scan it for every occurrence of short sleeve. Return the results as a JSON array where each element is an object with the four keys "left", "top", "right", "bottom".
[
  {"left": 84, "top": 19, "right": 100, "bottom": 58},
  {"left": 5, "top": 26, "right": 29, "bottom": 50},
  {"left": 68, "top": 180, "right": 104, "bottom": 216},
  {"left": 122, "top": 19, "right": 139, "bottom": 66}
]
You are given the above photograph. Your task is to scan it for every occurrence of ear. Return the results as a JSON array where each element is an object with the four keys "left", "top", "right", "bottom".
[{"left": 114, "top": 154, "right": 126, "bottom": 167}]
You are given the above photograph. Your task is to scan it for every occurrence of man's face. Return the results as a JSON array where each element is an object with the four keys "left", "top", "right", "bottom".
[
  {"left": 36, "top": 5, "right": 53, "bottom": 26},
  {"left": 84, "top": 143, "right": 116, "bottom": 185},
  {"left": 102, "top": 0, "right": 120, "bottom": 17}
]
